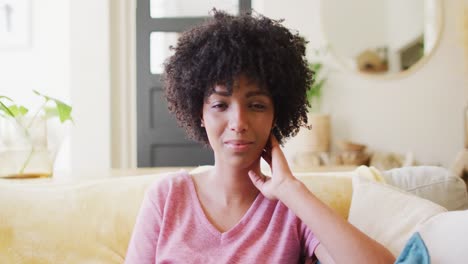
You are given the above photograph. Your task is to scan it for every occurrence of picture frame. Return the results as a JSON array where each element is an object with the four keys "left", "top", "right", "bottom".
[{"left": 0, "top": 0, "right": 30, "bottom": 49}]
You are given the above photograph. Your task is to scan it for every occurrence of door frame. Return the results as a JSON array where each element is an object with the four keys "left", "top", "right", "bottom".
[{"left": 110, "top": 0, "right": 138, "bottom": 168}]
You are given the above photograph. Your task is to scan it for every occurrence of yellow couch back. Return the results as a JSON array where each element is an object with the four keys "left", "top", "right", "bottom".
[{"left": 0, "top": 170, "right": 354, "bottom": 264}]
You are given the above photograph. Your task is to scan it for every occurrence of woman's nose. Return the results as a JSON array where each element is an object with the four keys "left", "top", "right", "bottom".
[{"left": 229, "top": 106, "right": 248, "bottom": 133}]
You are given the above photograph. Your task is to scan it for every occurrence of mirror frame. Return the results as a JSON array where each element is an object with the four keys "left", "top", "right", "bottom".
[{"left": 319, "top": 0, "right": 444, "bottom": 80}]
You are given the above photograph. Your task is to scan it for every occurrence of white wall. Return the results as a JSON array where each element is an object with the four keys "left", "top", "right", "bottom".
[
  {"left": 0, "top": 0, "right": 111, "bottom": 172},
  {"left": 322, "top": 0, "right": 387, "bottom": 59},
  {"left": 386, "top": 0, "right": 425, "bottom": 73},
  {"left": 0, "top": 0, "right": 71, "bottom": 170},
  {"left": 257, "top": 0, "right": 467, "bottom": 167},
  {"left": 387, "top": 0, "right": 424, "bottom": 49},
  {"left": 1, "top": 0, "right": 466, "bottom": 171},
  {"left": 69, "top": 0, "right": 111, "bottom": 170}
]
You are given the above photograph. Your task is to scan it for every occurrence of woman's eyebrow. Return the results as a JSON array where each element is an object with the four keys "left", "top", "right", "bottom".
[
  {"left": 245, "top": 90, "right": 270, "bottom": 98},
  {"left": 208, "top": 90, "right": 270, "bottom": 98},
  {"left": 211, "top": 90, "right": 230, "bottom": 97}
]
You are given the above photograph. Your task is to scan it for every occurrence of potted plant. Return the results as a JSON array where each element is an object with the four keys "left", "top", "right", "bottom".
[
  {"left": 307, "top": 59, "right": 331, "bottom": 151},
  {"left": 307, "top": 61, "right": 327, "bottom": 113},
  {"left": 0, "top": 91, "right": 73, "bottom": 179},
  {"left": 292, "top": 53, "right": 331, "bottom": 168}
]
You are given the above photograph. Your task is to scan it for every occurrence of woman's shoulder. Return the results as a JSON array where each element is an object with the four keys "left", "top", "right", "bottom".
[
  {"left": 146, "top": 169, "right": 192, "bottom": 197},
  {"left": 148, "top": 169, "right": 191, "bottom": 188}
]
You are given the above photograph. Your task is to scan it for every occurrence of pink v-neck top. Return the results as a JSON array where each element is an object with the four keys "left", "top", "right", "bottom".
[{"left": 125, "top": 171, "right": 320, "bottom": 264}]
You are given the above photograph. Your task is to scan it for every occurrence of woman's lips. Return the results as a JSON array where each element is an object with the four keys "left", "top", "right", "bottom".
[{"left": 224, "top": 140, "right": 253, "bottom": 151}]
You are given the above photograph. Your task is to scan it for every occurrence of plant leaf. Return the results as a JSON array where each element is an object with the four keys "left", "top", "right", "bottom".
[
  {"left": 44, "top": 104, "right": 73, "bottom": 123},
  {"left": 0, "top": 96, "right": 15, "bottom": 117},
  {"left": 33, "top": 90, "right": 73, "bottom": 123},
  {"left": 8, "top": 105, "right": 29, "bottom": 117},
  {"left": 0, "top": 101, "right": 15, "bottom": 118},
  {"left": 55, "top": 100, "right": 73, "bottom": 123},
  {"left": 0, "top": 95, "right": 14, "bottom": 101},
  {"left": 33, "top": 90, "right": 51, "bottom": 101},
  {"left": 315, "top": 79, "right": 326, "bottom": 91},
  {"left": 307, "top": 61, "right": 328, "bottom": 112},
  {"left": 44, "top": 106, "right": 58, "bottom": 118},
  {"left": 0, "top": 95, "right": 28, "bottom": 118},
  {"left": 311, "top": 63, "right": 323, "bottom": 72}
]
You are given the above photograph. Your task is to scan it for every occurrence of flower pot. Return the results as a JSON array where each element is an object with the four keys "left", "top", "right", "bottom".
[
  {"left": 297, "top": 113, "right": 331, "bottom": 152},
  {"left": 0, "top": 116, "right": 63, "bottom": 179},
  {"left": 292, "top": 113, "right": 331, "bottom": 168}
]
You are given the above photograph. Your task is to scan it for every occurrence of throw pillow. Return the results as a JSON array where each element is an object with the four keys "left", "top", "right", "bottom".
[
  {"left": 415, "top": 210, "right": 468, "bottom": 264},
  {"left": 394, "top": 233, "right": 430, "bottom": 264},
  {"left": 348, "top": 174, "right": 447, "bottom": 257},
  {"left": 383, "top": 166, "right": 468, "bottom": 210}
]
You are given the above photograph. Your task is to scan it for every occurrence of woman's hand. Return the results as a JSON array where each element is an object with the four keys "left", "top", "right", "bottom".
[
  {"left": 250, "top": 137, "right": 396, "bottom": 264},
  {"left": 248, "top": 134, "right": 299, "bottom": 200}
]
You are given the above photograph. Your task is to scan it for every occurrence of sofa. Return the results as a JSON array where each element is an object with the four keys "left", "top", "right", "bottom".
[{"left": 0, "top": 165, "right": 467, "bottom": 263}]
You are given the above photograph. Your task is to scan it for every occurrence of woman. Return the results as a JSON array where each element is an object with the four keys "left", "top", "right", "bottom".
[{"left": 126, "top": 10, "right": 395, "bottom": 264}]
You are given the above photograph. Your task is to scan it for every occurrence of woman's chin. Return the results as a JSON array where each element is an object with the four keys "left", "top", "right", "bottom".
[{"left": 225, "top": 156, "right": 260, "bottom": 170}]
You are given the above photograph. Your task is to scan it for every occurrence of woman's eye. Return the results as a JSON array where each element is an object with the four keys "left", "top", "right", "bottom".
[
  {"left": 250, "top": 103, "right": 266, "bottom": 110},
  {"left": 212, "top": 103, "right": 227, "bottom": 110}
]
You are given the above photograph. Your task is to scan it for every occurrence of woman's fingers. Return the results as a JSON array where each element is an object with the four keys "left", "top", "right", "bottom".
[
  {"left": 261, "top": 134, "right": 292, "bottom": 176},
  {"left": 269, "top": 135, "right": 283, "bottom": 159},
  {"left": 269, "top": 134, "right": 280, "bottom": 148},
  {"left": 261, "top": 134, "right": 273, "bottom": 166},
  {"left": 248, "top": 170, "right": 265, "bottom": 190},
  {"left": 261, "top": 149, "right": 272, "bottom": 166},
  {"left": 268, "top": 134, "right": 292, "bottom": 175}
]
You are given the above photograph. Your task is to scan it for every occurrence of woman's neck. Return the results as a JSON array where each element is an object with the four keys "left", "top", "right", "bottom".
[{"left": 207, "top": 159, "right": 262, "bottom": 205}]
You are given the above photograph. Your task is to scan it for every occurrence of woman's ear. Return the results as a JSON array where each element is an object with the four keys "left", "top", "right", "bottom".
[{"left": 200, "top": 116, "right": 205, "bottom": 127}]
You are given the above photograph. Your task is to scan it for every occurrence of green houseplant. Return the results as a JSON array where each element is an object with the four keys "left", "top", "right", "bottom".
[
  {"left": 307, "top": 61, "right": 327, "bottom": 112},
  {"left": 292, "top": 52, "right": 331, "bottom": 168},
  {"left": 0, "top": 91, "right": 73, "bottom": 178}
]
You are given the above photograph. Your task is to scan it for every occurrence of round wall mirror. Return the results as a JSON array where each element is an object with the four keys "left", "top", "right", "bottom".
[{"left": 321, "top": 0, "right": 443, "bottom": 77}]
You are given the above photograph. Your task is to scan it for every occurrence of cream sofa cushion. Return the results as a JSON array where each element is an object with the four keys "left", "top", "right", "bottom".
[
  {"left": 296, "top": 171, "right": 354, "bottom": 219},
  {"left": 383, "top": 166, "right": 468, "bottom": 210},
  {"left": 0, "top": 174, "right": 161, "bottom": 264},
  {"left": 297, "top": 166, "right": 386, "bottom": 219},
  {"left": 348, "top": 174, "right": 447, "bottom": 257},
  {"left": 416, "top": 210, "right": 468, "bottom": 264}
]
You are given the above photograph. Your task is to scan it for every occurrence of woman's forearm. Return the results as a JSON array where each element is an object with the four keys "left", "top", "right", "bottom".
[{"left": 277, "top": 178, "right": 395, "bottom": 264}]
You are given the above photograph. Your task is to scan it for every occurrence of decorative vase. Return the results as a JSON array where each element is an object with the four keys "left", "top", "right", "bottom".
[
  {"left": 292, "top": 113, "right": 331, "bottom": 168},
  {"left": 0, "top": 116, "right": 64, "bottom": 179},
  {"left": 300, "top": 113, "right": 331, "bottom": 152}
]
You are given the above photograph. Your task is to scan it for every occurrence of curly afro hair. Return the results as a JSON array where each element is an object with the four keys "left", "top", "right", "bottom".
[{"left": 163, "top": 9, "right": 313, "bottom": 145}]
